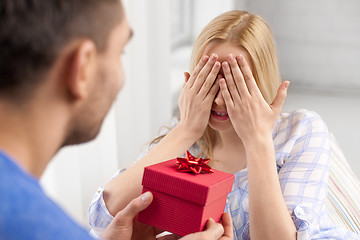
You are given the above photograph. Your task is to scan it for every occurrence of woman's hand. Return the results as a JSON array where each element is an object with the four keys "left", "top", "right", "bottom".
[
  {"left": 220, "top": 55, "right": 297, "bottom": 240},
  {"left": 178, "top": 54, "right": 221, "bottom": 139},
  {"left": 219, "top": 54, "right": 289, "bottom": 145}
]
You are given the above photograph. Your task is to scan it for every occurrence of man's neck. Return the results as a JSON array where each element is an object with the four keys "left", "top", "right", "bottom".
[{"left": 0, "top": 100, "right": 67, "bottom": 179}]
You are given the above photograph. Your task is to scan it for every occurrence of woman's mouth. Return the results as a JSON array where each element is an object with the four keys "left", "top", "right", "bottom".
[{"left": 211, "top": 110, "right": 229, "bottom": 121}]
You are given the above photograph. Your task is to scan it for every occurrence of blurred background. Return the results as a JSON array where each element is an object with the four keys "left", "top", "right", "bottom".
[{"left": 40, "top": 0, "right": 360, "bottom": 229}]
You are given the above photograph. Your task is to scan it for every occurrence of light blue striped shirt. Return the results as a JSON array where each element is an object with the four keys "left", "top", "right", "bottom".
[{"left": 89, "top": 109, "right": 360, "bottom": 239}]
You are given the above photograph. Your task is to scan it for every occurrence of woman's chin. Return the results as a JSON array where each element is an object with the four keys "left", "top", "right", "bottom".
[{"left": 208, "top": 118, "right": 233, "bottom": 132}]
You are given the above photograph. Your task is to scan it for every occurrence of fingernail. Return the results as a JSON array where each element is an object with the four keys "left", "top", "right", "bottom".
[
  {"left": 223, "top": 61, "right": 229, "bottom": 68},
  {"left": 202, "top": 55, "right": 209, "bottom": 62},
  {"left": 215, "top": 61, "right": 220, "bottom": 67},
  {"left": 227, "top": 54, "right": 233, "bottom": 61},
  {"left": 141, "top": 191, "right": 151, "bottom": 203},
  {"left": 284, "top": 81, "right": 290, "bottom": 89}
]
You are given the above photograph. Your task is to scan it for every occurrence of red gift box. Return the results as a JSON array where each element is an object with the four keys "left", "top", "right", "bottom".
[{"left": 137, "top": 154, "right": 234, "bottom": 236}]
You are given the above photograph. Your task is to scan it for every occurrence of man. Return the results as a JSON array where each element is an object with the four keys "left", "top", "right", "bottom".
[{"left": 0, "top": 0, "right": 233, "bottom": 239}]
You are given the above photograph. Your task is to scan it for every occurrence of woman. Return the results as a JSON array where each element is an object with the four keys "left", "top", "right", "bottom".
[{"left": 89, "top": 10, "right": 359, "bottom": 239}]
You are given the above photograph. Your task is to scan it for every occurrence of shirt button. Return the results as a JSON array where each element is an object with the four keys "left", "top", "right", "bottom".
[{"left": 296, "top": 207, "right": 305, "bottom": 216}]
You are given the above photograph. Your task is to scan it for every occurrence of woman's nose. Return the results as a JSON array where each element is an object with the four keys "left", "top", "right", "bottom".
[{"left": 213, "top": 89, "right": 225, "bottom": 106}]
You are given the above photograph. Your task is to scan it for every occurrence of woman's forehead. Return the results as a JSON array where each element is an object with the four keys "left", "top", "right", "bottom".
[
  {"left": 204, "top": 41, "right": 248, "bottom": 59},
  {"left": 203, "top": 40, "right": 253, "bottom": 70}
]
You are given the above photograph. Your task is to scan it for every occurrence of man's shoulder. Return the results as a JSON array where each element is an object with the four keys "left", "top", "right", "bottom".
[
  {"left": 0, "top": 151, "right": 48, "bottom": 209},
  {"left": 0, "top": 152, "right": 93, "bottom": 240}
]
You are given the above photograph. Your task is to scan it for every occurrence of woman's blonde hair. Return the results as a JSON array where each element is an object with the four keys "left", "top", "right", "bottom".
[
  {"left": 193, "top": 10, "right": 281, "bottom": 159},
  {"left": 152, "top": 10, "right": 281, "bottom": 159}
]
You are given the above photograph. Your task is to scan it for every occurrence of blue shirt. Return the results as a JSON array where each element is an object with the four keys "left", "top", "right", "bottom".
[{"left": 0, "top": 151, "right": 94, "bottom": 240}]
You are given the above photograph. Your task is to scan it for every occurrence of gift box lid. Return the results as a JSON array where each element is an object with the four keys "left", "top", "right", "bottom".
[{"left": 142, "top": 159, "right": 234, "bottom": 206}]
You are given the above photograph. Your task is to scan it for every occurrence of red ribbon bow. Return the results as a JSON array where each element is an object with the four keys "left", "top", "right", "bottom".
[{"left": 177, "top": 151, "right": 214, "bottom": 174}]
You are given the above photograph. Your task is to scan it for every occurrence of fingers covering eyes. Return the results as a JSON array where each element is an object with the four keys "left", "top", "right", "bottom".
[
  {"left": 186, "top": 55, "right": 209, "bottom": 89},
  {"left": 236, "top": 55, "right": 262, "bottom": 97},
  {"left": 198, "top": 60, "right": 221, "bottom": 98}
]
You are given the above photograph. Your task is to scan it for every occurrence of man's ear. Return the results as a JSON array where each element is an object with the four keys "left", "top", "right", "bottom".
[{"left": 64, "top": 40, "right": 97, "bottom": 100}]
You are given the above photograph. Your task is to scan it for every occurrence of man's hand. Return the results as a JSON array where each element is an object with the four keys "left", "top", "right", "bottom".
[
  {"left": 180, "top": 213, "right": 233, "bottom": 240},
  {"left": 159, "top": 213, "right": 233, "bottom": 240},
  {"left": 101, "top": 191, "right": 157, "bottom": 240}
]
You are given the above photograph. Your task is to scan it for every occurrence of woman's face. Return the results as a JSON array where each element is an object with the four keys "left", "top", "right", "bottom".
[{"left": 202, "top": 40, "right": 253, "bottom": 133}]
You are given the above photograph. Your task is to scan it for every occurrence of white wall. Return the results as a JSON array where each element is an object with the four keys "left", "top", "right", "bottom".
[
  {"left": 246, "top": 0, "right": 360, "bottom": 92},
  {"left": 115, "top": 0, "right": 172, "bottom": 169},
  {"left": 244, "top": 0, "right": 360, "bottom": 178},
  {"left": 191, "top": 0, "right": 234, "bottom": 39}
]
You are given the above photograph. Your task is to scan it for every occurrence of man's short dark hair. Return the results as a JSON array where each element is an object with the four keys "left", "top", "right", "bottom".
[{"left": 0, "top": 0, "right": 123, "bottom": 102}]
